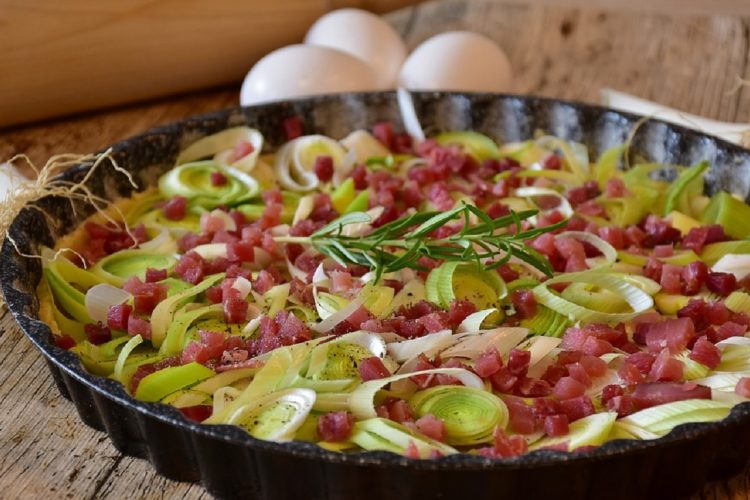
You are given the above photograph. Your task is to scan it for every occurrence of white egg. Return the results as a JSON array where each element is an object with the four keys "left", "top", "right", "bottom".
[
  {"left": 240, "top": 45, "right": 379, "bottom": 106},
  {"left": 398, "top": 31, "right": 513, "bottom": 93},
  {"left": 304, "top": 8, "right": 406, "bottom": 89}
]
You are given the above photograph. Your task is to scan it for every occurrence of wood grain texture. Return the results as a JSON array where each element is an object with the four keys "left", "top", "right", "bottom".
[{"left": 1, "top": 0, "right": 750, "bottom": 498}]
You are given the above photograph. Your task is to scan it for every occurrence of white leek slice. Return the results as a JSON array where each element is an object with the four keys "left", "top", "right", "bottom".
[
  {"left": 457, "top": 308, "right": 498, "bottom": 333},
  {"left": 293, "top": 194, "right": 316, "bottom": 225},
  {"left": 349, "top": 368, "right": 484, "bottom": 420},
  {"left": 203, "top": 208, "right": 237, "bottom": 232},
  {"left": 192, "top": 243, "right": 228, "bottom": 260},
  {"left": 206, "top": 339, "right": 325, "bottom": 424},
  {"left": 213, "top": 386, "right": 242, "bottom": 416},
  {"left": 601, "top": 88, "right": 750, "bottom": 147},
  {"left": 557, "top": 231, "right": 617, "bottom": 268},
  {"left": 712, "top": 254, "right": 750, "bottom": 280},
  {"left": 312, "top": 285, "right": 375, "bottom": 334},
  {"left": 171, "top": 368, "right": 258, "bottom": 408},
  {"left": 84, "top": 284, "right": 131, "bottom": 325},
  {"left": 618, "top": 399, "right": 731, "bottom": 435},
  {"left": 340, "top": 130, "right": 391, "bottom": 164},
  {"left": 397, "top": 88, "right": 425, "bottom": 141},
  {"left": 274, "top": 135, "right": 347, "bottom": 192},
  {"left": 379, "top": 280, "right": 426, "bottom": 319},
  {"left": 440, "top": 327, "right": 528, "bottom": 360},
  {"left": 515, "top": 335, "right": 562, "bottom": 368},
  {"left": 515, "top": 186, "right": 573, "bottom": 221},
  {"left": 313, "top": 392, "right": 352, "bottom": 412},
  {"left": 227, "top": 388, "right": 315, "bottom": 442},
  {"left": 113, "top": 334, "right": 143, "bottom": 382},
  {"left": 176, "top": 126, "right": 264, "bottom": 172},
  {"left": 314, "top": 291, "right": 349, "bottom": 321},
  {"left": 530, "top": 412, "right": 616, "bottom": 451},
  {"left": 231, "top": 276, "right": 253, "bottom": 300},
  {"left": 351, "top": 417, "right": 457, "bottom": 458},
  {"left": 693, "top": 372, "right": 750, "bottom": 391},
  {"left": 265, "top": 283, "right": 291, "bottom": 318},
  {"left": 534, "top": 136, "right": 590, "bottom": 181},
  {"left": 139, "top": 228, "right": 178, "bottom": 254},
  {"left": 610, "top": 420, "right": 660, "bottom": 441},
  {"left": 532, "top": 271, "right": 654, "bottom": 323},
  {"left": 387, "top": 330, "right": 455, "bottom": 363}
]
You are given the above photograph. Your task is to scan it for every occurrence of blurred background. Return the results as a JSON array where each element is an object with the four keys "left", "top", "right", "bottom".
[{"left": 1, "top": 0, "right": 749, "bottom": 128}]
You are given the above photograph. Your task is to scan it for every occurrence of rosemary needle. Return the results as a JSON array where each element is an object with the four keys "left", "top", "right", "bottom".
[{"left": 275, "top": 203, "right": 566, "bottom": 282}]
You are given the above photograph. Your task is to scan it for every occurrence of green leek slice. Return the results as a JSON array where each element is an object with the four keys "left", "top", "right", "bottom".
[
  {"left": 113, "top": 335, "right": 144, "bottom": 382},
  {"left": 349, "top": 368, "right": 484, "bottom": 420},
  {"left": 158, "top": 161, "right": 259, "bottom": 208},
  {"left": 618, "top": 399, "right": 731, "bottom": 435},
  {"left": 134, "top": 362, "right": 215, "bottom": 402},
  {"left": 426, "top": 262, "right": 506, "bottom": 310},
  {"left": 350, "top": 417, "right": 458, "bottom": 458},
  {"left": 331, "top": 178, "right": 356, "bottom": 214},
  {"left": 175, "top": 126, "right": 264, "bottom": 172},
  {"left": 700, "top": 240, "right": 750, "bottom": 266},
  {"left": 91, "top": 249, "right": 177, "bottom": 287},
  {"left": 435, "top": 131, "right": 499, "bottom": 161},
  {"left": 701, "top": 191, "right": 750, "bottom": 239},
  {"left": 663, "top": 161, "right": 708, "bottom": 216},
  {"left": 593, "top": 145, "right": 623, "bottom": 190},
  {"left": 532, "top": 271, "right": 654, "bottom": 323},
  {"left": 520, "top": 305, "right": 570, "bottom": 338},
  {"left": 530, "top": 412, "right": 617, "bottom": 451},
  {"left": 226, "top": 388, "right": 315, "bottom": 441},
  {"left": 169, "top": 368, "right": 258, "bottom": 408},
  {"left": 160, "top": 303, "right": 224, "bottom": 355},
  {"left": 725, "top": 291, "right": 750, "bottom": 314},
  {"left": 409, "top": 386, "right": 508, "bottom": 445},
  {"left": 150, "top": 273, "right": 225, "bottom": 348}
]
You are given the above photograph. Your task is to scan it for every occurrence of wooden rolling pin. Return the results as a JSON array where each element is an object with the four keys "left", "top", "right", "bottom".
[{"left": 0, "top": 0, "right": 420, "bottom": 128}]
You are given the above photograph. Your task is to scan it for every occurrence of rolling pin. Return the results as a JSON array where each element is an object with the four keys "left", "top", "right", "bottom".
[{"left": 0, "top": 0, "right": 420, "bottom": 128}]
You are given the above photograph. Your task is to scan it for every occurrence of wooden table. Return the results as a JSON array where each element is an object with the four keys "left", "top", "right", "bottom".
[{"left": 1, "top": 0, "right": 750, "bottom": 498}]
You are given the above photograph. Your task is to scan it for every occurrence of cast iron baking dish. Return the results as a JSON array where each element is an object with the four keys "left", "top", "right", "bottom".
[{"left": 3, "top": 92, "right": 750, "bottom": 500}]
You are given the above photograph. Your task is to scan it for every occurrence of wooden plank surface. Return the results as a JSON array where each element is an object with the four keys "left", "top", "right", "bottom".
[{"left": 1, "top": 0, "right": 750, "bottom": 498}]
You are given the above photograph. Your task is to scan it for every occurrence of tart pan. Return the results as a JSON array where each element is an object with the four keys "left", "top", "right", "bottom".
[{"left": 3, "top": 91, "right": 750, "bottom": 500}]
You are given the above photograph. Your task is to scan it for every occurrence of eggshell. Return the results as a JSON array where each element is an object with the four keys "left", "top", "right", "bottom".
[
  {"left": 398, "top": 31, "right": 513, "bottom": 92},
  {"left": 240, "top": 44, "right": 379, "bottom": 106},
  {"left": 304, "top": 8, "right": 406, "bottom": 89}
]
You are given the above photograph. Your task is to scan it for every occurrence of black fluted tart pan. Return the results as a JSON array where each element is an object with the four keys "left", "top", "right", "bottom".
[{"left": 3, "top": 91, "right": 750, "bottom": 500}]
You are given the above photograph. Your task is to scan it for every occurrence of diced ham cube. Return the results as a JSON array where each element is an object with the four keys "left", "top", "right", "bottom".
[
  {"left": 553, "top": 377, "right": 587, "bottom": 400},
  {"left": 474, "top": 347, "right": 503, "bottom": 378},
  {"left": 387, "top": 399, "right": 414, "bottom": 424},
  {"left": 736, "top": 378, "right": 750, "bottom": 398},
  {"left": 567, "top": 363, "right": 592, "bottom": 388},
  {"left": 224, "top": 297, "right": 248, "bottom": 324},
  {"left": 618, "top": 362, "right": 645, "bottom": 384},
  {"left": 416, "top": 414, "right": 446, "bottom": 442},
  {"left": 714, "top": 321, "right": 747, "bottom": 342},
  {"left": 317, "top": 412, "right": 354, "bottom": 442},
  {"left": 507, "top": 349, "right": 531, "bottom": 377},
  {"left": 706, "top": 272, "right": 738, "bottom": 296},
  {"left": 558, "top": 395, "right": 595, "bottom": 422},
  {"left": 544, "top": 414, "right": 570, "bottom": 437},
  {"left": 107, "top": 303, "right": 132, "bottom": 331},
  {"left": 660, "top": 264, "right": 683, "bottom": 294},
  {"left": 580, "top": 336, "right": 614, "bottom": 356},
  {"left": 631, "top": 382, "right": 711, "bottom": 410},
  {"left": 690, "top": 336, "right": 721, "bottom": 369},
  {"left": 681, "top": 261, "right": 708, "bottom": 295},
  {"left": 489, "top": 367, "right": 518, "bottom": 393},
  {"left": 84, "top": 323, "right": 111, "bottom": 345},
  {"left": 510, "top": 289, "right": 536, "bottom": 319},
  {"left": 358, "top": 356, "right": 391, "bottom": 381},
  {"left": 127, "top": 316, "right": 152, "bottom": 339},
  {"left": 162, "top": 196, "right": 187, "bottom": 220},
  {"left": 580, "top": 355, "right": 608, "bottom": 377},
  {"left": 649, "top": 348, "right": 684, "bottom": 382}
]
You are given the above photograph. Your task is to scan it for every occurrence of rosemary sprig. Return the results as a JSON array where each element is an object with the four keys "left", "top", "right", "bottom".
[{"left": 275, "top": 203, "right": 566, "bottom": 282}]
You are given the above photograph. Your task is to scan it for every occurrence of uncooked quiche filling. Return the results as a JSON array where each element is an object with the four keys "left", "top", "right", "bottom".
[{"left": 38, "top": 119, "right": 750, "bottom": 458}]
